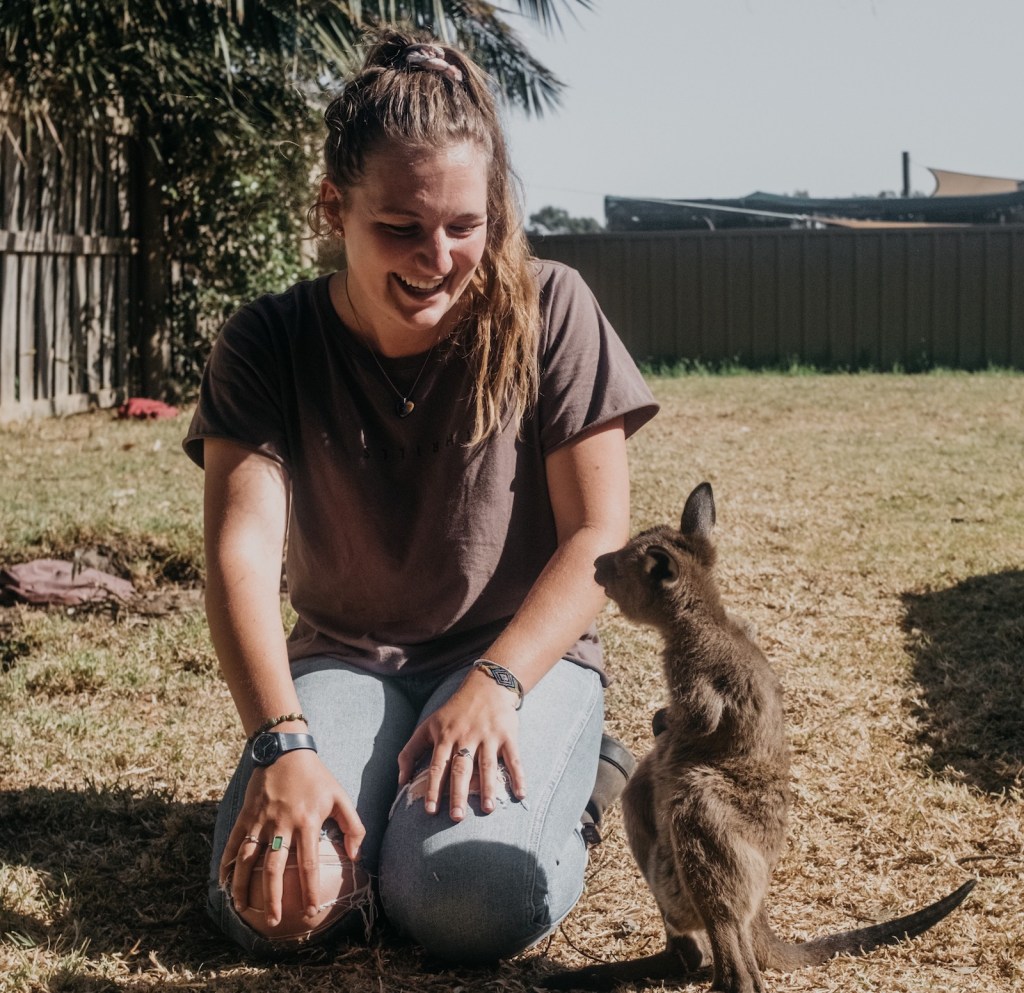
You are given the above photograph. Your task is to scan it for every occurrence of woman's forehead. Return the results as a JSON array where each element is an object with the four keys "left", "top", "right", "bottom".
[{"left": 351, "top": 141, "right": 490, "bottom": 211}]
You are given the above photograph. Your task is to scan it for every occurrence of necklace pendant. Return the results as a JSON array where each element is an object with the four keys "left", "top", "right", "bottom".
[{"left": 396, "top": 399, "right": 415, "bottom": 418}]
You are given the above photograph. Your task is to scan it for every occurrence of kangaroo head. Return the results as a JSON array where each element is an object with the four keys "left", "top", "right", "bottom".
[{"left": 594, "top": 482, "right": 719, "bottom": 629}]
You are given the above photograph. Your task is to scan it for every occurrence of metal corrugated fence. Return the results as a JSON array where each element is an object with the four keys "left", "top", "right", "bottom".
[{"left": 531, "top": 226, "right": 1024, "bottom": 369}]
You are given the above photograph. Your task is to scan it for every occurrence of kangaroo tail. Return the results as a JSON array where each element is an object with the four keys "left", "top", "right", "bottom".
[
  {"left": 538, "top": 949, "right": 695, "bottom": 991},
  {"left": 539, "top": 935, "right": 706, "bottom": 991},
  {"left": 763, "top": 879, "right": 977, "bottom": 971}
]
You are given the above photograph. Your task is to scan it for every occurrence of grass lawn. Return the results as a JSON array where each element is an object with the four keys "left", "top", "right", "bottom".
[{"left": 1, "top": 372, "right": 1021, "bottom": 993}]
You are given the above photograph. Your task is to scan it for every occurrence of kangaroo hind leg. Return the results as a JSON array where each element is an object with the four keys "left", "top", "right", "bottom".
[{"left": 671, "top": 808, "right": 769, "bottom": 993}]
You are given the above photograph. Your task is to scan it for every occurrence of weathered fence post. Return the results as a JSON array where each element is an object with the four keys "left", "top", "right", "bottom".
[
  {"left": 135, "top": 132, "right": 170, "bottom": 398},
  {"left": 0, "top": 113, "right": 138, "bottom": 421}
]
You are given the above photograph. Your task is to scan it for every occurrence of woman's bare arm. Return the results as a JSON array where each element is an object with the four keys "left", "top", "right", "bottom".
[
  {"left": 397, "top": 417, "right": 630, "bottom": 818},
  {"left": 203, "top": 438, "right": 297, "bottom": 732},
  {"left": 203, "top": 438, "right": 365, "bottom": 928}
]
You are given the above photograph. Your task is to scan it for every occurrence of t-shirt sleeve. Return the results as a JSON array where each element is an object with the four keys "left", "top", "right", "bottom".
[
  {"left": 535, "top": 261, "right": 658, "bottom": 453},
  {"left": 181, "top": 303, "right": 291, "bottom": 470}
]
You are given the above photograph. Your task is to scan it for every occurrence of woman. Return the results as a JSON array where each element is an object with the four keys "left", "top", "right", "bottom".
[{"left": 184, "top": 29, "right": 657, "bottom": 963}]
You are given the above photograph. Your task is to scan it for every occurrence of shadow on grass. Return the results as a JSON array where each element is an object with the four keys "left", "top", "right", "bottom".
[
  {"left": 0, "top": 786, "right": 408, "bottom": 989},
  {"left": 0, "top": 786, "right": 552, "bottom": 992},
  {"left": 0, "top": 785, "right": 231, "bottom": 971},
  {"left": 901, "top": 569, "right": 1024, "bottom": 793}
]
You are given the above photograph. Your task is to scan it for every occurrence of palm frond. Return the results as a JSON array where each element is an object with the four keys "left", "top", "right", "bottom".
[
  {"left": 0, "top": 0, "right": 595, "bottom": 141},
  {"left": 502, "top": 0, "right": 596, "bottom": 35},
  {"left": 449, "top": 1, "right": 566, "bottom": 114}
]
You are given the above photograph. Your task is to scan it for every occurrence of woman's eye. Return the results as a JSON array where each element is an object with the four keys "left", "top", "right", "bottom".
[{"left": 383, "top": 224, "right": 417, "bottom": 236}]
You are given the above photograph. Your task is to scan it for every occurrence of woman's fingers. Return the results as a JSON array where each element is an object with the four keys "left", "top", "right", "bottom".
[
  {"left": 502, "top": 740, "right": 528, "bottom": 800},
  {"left": 329, "top": 792, "right": 366, "bottom": 863},
  {"left": 396, "top": 723, "right": 429, "bottom": 788},
  {"left": 260, "top": 829, "right": 292, "bottom": 926},
  {"left": 417, "top": 738, "right": 470, "bottom": 817},
  {"left": 476, "top": 745, "right": 498, "bottom": 813},
  {"left": 430, "top": 739, "right": 514, "bottom": 820},
  {"left": 226, "top": 828, "right": 265, "bottom": 910},
  {"left": 448, "top": 745, "right": 475, "bottom": 821},
  {"left": 423, "top": 741, "right": 454, "bottom": 815},
  {"left": 294, "top": 825, "right": 322, "bottom": 918}
]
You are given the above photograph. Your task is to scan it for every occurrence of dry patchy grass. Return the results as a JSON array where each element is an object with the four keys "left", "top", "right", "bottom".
[{"left": 0, "top": 372, "right": 1021, "bottom": 993}]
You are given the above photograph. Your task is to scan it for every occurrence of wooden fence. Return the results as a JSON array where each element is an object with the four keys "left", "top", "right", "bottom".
[
  {"left": 4, "top": 143, "right": 1023, "bottom": 426},
  {"left": 532, "top": 226, "right": 1024, "bottom": 370},
  {"left": 0, "top": 115, "right": 137, "bottom": 422}
]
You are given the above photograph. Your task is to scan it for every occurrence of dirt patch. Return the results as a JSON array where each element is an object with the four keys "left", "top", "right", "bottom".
[{"left": 9, "top": 533, "right": 203, "bottom": 589}]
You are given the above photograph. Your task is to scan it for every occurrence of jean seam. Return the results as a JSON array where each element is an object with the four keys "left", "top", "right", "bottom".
[{"left": 523, "top": 664, "right": 602, "bottom": 934}]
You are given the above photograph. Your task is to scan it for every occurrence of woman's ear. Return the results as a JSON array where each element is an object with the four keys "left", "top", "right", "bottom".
[{"left": 320, "top": 179, "right": 345, "bottom": 236}]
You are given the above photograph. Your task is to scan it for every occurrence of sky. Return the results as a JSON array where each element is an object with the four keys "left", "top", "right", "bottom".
[{"left": 501, "top": 0, "right": 1024, "bottom": 224}]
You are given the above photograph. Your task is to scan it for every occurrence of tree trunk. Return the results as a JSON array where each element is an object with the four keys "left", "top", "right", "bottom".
[{"left": 135, "top": 129, "right": 169, "bottom": 398}]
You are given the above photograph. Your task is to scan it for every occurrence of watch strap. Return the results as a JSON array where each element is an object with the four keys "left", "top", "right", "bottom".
[{"left": 250, "top": 731, "right": 318, "bottom": 766}]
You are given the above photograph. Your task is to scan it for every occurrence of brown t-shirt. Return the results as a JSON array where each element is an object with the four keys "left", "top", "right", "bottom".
[{"left": 184, "top": 260, "right": 658, "bottom": 680}]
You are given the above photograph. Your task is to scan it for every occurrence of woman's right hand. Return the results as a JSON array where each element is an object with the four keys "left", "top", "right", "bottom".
[
  {"left": 203, "top": 439, "right": 365, "bottom": 930},
  {"left": 220, "top": 749, "right": 365, "bottom": 929}
]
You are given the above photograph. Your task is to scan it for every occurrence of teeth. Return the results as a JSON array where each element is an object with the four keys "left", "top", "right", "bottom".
[{"left": 397, "top": 275, "right": 444, "bottom": 291}]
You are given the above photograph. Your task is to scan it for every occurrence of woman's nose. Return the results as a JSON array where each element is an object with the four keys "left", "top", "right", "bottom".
[{"left": 418, "top": 230, "right": 452, "bottom": 272}]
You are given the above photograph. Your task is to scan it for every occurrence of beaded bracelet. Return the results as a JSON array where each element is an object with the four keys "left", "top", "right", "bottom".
[
  {"left": 472, "top": 659, "right": 524, "bottom": 710},
  {"left": 247, "top": 712, "right": 308, "bottom": 742}
]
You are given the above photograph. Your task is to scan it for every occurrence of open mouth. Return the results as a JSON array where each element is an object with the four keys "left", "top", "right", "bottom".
[{"left": 394, "top": 273, "right": 446, "bottom": 297}]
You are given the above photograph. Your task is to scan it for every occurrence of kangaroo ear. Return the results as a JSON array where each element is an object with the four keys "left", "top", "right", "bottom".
[
  {"left": 681, "top": 482, "right": 716, "bottom": 539},
  {"left": 644, "top": 545, "right": 679, "bottom": 586}
]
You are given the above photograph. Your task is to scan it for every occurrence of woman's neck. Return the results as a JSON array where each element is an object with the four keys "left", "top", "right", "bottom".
[{"left": 328, "top": 270, "right": 455, "bottom": 358}]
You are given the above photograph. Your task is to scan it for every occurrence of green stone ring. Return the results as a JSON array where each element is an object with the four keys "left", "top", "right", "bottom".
[{"left": 271, "top": 835, "right": 286, "bottom": 852}]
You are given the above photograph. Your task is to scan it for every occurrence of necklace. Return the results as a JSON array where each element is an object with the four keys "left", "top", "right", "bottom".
[{"left": 344, "top": 275, "right": 438, "bottom": 419}]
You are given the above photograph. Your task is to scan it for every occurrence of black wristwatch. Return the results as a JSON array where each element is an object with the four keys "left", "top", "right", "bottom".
[{"left": 250, "top": 731, "right": 318, "bottom": 767}]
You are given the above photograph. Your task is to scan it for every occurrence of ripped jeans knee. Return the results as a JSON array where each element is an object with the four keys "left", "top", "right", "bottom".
[
  {"left": 209, "top": 824, "right": 376, "bottom": 958},
  {"left": 388, "top": 763, "right": 516, "bottom": 817}
]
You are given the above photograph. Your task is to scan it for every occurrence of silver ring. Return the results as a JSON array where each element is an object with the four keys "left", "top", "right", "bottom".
[
  {"left": 242, "top": 835, "right": 263, "bottom": 846},
  {"left": 454, "top": 747, "right": 473, "bottom": 759}
]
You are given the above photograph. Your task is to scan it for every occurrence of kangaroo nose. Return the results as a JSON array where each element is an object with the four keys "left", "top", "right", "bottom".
[{"left": 594, "top": 553, "right": 615, "bottom": 585}]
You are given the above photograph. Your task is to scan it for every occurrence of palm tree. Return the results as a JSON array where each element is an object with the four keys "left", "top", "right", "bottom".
[
  {"left": 1, "top": 0, "right": 594, "bottom": 137},
  {"left": 0, "top": 0, "right": 594, "bottom": 395}
]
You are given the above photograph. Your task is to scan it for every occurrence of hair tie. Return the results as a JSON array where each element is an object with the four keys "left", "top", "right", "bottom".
[{"left": 402, "top": 44, "right": 464, "bottom": 83}]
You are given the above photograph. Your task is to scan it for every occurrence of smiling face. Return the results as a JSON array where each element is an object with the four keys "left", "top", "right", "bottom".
[{"left": 326, "top": 140, "right": 490, "bottom": 356}]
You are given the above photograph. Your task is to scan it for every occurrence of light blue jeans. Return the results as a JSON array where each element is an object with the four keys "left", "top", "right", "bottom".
[{"left": 207, "top": 656, "right": 604, "bottom": 963}]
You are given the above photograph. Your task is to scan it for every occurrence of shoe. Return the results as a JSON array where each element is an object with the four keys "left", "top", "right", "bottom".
[{"left": 581, "top": 734, "right": 636, "bottom": 846}]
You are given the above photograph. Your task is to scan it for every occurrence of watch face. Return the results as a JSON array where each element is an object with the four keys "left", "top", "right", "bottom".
[{"left": 251, "top": 733, "right": 281, "bottom": 766}]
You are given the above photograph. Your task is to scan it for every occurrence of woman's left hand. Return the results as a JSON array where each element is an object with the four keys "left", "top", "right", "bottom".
[
  {"left": 394, "top": 419, "right": 630, "bottom": 823},
  {"left": 397, "top": 669, "right": 526, "bottom": 821}
]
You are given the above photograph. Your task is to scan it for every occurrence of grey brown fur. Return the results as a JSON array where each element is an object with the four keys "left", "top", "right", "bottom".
[{"left": 543, "top": 482, "right": 975, "bottom": 993}]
